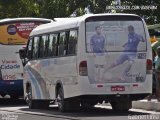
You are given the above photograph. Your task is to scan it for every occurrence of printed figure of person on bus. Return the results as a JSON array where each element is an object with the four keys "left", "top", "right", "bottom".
[
  {"left": 103, "top": 25, "right": 145, "bottom": 81},
  {"left": 90, "top": 26, "right": 106, "bottom": 55},
  {"left": 90, "top": 26, "right": 106, "bottom": 81}
]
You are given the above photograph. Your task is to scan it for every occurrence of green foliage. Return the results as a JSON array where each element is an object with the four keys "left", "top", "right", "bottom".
[
  {"left": 120, "top": 0, "right": 160, "bottom": 24},
  {"left": 0, "top": 0, "right": 159, "bottom": 24},
  {"left": 0, "top": 0, "right": 40, "bottom": 18}
]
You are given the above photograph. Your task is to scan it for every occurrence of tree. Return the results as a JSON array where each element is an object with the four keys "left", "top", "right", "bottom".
[
  {"left": 0, "top": 0, "right": 159, "bottom": 24},
  {"left": 119, "top": 0, "right": 160, "bottom": 24},
  {"left": 0, "top": 0, "right": 40, "bottom": 19}
]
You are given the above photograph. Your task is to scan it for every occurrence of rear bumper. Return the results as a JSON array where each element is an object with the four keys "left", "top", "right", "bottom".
[
  {"left": 76, "top": 75, "right": 152, "bottom": 96},
  {"left": 66, "top": 93, "right": 150, "bottom": 102},
  {"left": 0, "top": 79, "right": 23, "bottom": 96}
]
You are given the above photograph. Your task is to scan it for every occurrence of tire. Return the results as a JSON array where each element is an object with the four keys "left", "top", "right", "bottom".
[
  {"left": 56, "top": 87, "right": 80, "bottom": 112},
  {"left": 26, "top": 85, "right": 49, "bottom": 109},
  {"left": 25, "top": 86, "right": 33, "bottom": 108},
  {"left": 110, "top": 100, "right": 132, "bottom": 112},
  {"left": 27, "top": 91, "right": 39, "bottom": 109},
  {"left": 56, "top": 87, "right": 68, "bottom": 112}
]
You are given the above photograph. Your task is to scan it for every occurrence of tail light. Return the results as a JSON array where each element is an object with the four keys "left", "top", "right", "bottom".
[
  {"left": 79, "top": 61, "right": 88, "bottom": 76},
  {"left": 146, "top": 59, "right": 152, "bottom": 71}
]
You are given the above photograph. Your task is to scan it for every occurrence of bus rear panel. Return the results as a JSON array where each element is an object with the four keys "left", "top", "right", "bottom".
[{"left": 79, "top": 15, "right": 152, "bottom": 101}]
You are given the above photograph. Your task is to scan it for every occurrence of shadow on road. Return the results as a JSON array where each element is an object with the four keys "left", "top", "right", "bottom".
[
  {"left": 19, "top": 106, "right": 150, "bottom": 118},
  {"left": 0, "top": 99, "right": 151, "bottom": 118},
  {"left": 0, "top": 98, "right": 26, "bottom": 106}
]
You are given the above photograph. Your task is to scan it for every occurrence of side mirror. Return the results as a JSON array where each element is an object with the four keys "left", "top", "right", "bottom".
[{"left": 19, "top": 49, "right": 26, "bottom": 59}]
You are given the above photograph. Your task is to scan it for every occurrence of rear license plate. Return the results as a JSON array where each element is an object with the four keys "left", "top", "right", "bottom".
[{"left": 111, "top": 86, "right": 125, "bottom": 91}]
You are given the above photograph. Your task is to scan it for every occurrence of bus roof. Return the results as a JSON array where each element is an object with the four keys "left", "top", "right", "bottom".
[
  {"left": 0, "top": 18, "right": 54, "bottom": 25},
  {"left": 30, "top": 13, "right": 141, "bottom": 36},
  {"left": 54, "top": 17, "right": 77, "bottom": 22}
]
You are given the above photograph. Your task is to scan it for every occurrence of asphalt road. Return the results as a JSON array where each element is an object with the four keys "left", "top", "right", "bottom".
[{"left": 0, "top": 99, "right": 160, "bottom": 120}]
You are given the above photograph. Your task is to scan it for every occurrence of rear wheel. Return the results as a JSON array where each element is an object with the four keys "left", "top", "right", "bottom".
[
  {"left": 26, "top": 85, "right": 49, "bottom": 109},
  {"left": 110, "top": 100, "right": 132, "bottom": 112}
]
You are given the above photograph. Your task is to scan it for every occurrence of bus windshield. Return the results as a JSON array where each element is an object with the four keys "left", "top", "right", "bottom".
[
  {"left": 0, "top": 21, "right": 44, "bottom": 45},
  {"left": 85, "top": 16, "right": 147, "bottom": 53}
]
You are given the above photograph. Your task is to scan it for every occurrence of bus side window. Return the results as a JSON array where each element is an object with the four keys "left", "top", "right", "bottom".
[
  {"left": 26, "top": 38, "right": 33, "bottom": 59},
  {"left": 68, "top": 30, "right": 78, "bottom": 55},
  {"left": 48, "top": 33, "right": 58, "bottom": 57},
  {"left": 32, "top": 36, "right": 40, "bottom": 59},
  {"left": 39, "top": 35, "right": 49, "bottom": 58},
  {"left": 58, "top": 32, "right": 67, "bottom": 56}
]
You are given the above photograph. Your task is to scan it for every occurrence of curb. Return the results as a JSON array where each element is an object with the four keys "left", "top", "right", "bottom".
[
  {"left": 101, "top": 99, "right": 160, "bottom": 111},
  {"left": 132, "top": 100, "right": 160, "bottom": 111}
]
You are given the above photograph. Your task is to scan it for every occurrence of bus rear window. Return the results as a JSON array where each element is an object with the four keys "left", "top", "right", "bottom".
[{"left": 85, "top": 16, "right": 147, "bottom": 53}]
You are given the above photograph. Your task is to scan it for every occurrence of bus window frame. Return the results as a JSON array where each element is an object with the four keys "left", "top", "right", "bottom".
[
  {"left": 39, "top": 34, "right": 49, "bottom": 58},
  {"left": 48, "top": 33, "right": 59, "bottom": 57},
  {"left": 26, "top": 28, "right": 78, "bottom": 61},
  {"left": 26, "top": 37, "right": 33, "bottom": 59}
]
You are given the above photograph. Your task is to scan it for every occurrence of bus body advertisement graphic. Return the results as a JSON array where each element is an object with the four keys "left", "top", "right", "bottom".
[
  {"left": 86, "top": 20, "right": 147, "bottom": 84},
  {"left": 0, "top": 18, "right": 53, "bottom": 98},
  {"left": 0, "top": 22, "right": 41, "bottom": 81},
  {"left": 0, "top": 22, "right": 40, "bottom": 45}
]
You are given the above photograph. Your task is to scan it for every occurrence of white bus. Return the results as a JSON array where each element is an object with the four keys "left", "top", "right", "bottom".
[
  {"left": 19, "top": 14, "right": 152, "bottom": 112},
  {"left": 0, "top": 18, "right": 53, "bottom": 99}
]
